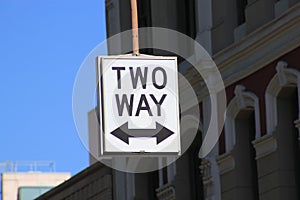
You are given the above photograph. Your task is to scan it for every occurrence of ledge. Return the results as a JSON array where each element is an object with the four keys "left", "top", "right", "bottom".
[
  {"left": 156, "top": 183, "right": 176, "bottom": 200},
  {"left": 216, "top": 153, "right": 235, "bottom": 175},
  {"left": 252, "top": 134, "right": 278, "bottom": 160}
]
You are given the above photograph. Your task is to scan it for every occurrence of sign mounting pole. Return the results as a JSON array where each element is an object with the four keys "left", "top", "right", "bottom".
[{"left": 131, "top": 0, "right": 139, "bottom": 55}]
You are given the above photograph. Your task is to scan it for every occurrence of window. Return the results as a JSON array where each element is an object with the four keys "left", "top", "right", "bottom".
[
  {"left": 276, "top": 86, "right": 300, "bottom": 199},
  {"left": 234, "top": 110, "right": 259, "bottom": 199},
  {"left": 176, "top": 0, "right": 196, "bottom": 39},
  {"left": 236, "top": 0, "right": 247, "bottom": 25},
  {"left": 265, "top": 61, "right": 300, "bottom": 199}
]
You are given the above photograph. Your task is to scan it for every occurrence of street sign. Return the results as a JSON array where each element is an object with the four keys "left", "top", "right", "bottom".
[{"left": 97, "top": 55, "right": 180, "bottom": 155}]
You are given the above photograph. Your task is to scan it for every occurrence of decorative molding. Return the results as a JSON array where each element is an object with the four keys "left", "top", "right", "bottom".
[
  {"left": 225, "top": 85, "right": 261, "bottom": 152},
  {"left": 200, "top": 159, "right": 215, "bottom": 199},
  {"left": 156, "top": 183, "right": 176, "bottom": 200},
  {"left": 200, "top": 159, "right": 212, "bottom": 185},
  {"left": 252, "top": 134, "right": 278, "bottom": 160},
  {"left": 216, "top": 153, "right": 235, "bottom": 175},
  {"left": 200, "top": 150, "right": 222, "bottom": 200},
  {"left": 184, "top": 3, "right": 300, "bottom": 101},
  {"left": 214, "top": 3, "right": 300, "bottom": 87},
  {"left": 265, "top": 61, "right": 300, "bottom": 133},
  {"left": 276, "top": 61, "right": 290, "bottom": 86}
]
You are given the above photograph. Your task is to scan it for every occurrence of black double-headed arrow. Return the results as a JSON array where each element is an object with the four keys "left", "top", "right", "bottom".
[{"left": 111, "top": 122, "right": 174, "bottom": 144}]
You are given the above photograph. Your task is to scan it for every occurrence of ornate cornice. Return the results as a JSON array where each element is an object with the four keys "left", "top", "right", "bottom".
[
  {"left": 184, "top": 3, "right": 300, "bottom": 101},
  {"left": 214, "top": 3, "right": 300, "bottom": 87}
]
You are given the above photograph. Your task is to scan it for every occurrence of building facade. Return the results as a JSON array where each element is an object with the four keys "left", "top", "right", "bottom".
[
  {"left": 37, "top": 163, "right": 113, "bottom": 200},
  {"left": 38, "top": 0, "right": 300, "bottom": 199},
  {"left": 0, "top": 161, "right": 70, "bottom": 200},
  {"left": 104, "top": 0, "right": 300, "bottom": 199}
]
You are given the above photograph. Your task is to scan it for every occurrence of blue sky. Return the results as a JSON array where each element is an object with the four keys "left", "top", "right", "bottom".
[{"left": 0, "top": 0, "right": 106, "bottom": 175}]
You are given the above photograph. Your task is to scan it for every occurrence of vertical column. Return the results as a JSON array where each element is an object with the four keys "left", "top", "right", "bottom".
[{"left": 252, "top": 134, "right": 278, "bottom": 200}]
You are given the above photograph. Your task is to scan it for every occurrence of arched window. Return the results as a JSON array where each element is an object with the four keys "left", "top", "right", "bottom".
[
  {"left": 265, "top": 61, "right": 300, "bottom": 199},
  {"left": 265, "top": 61, "right": 300, "bottom": 134},
  {"left": 220, "top": 85, "right": 260, "bottom": 200},
  {"left": 225, "top": 85, "right": 261, "bottom": 152}
]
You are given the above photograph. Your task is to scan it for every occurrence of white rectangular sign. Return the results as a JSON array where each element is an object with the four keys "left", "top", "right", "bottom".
[{"left": 97, "top": 55, "right": 180, "bottom": 155}]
